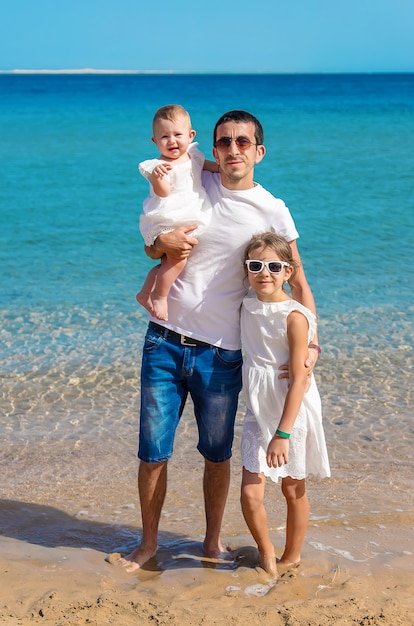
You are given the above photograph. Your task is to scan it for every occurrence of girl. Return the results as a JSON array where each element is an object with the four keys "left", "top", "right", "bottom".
[
  {"left": 240, "top": 232, "right": 330, "bottom": 578},
  {"left": 136, "top": 104, "right": 217, "bottom": 321}
]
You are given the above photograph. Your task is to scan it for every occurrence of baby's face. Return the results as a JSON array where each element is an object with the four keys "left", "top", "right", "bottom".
[{"left": 152, "top": 115, "right": 195, "bottom": 161}]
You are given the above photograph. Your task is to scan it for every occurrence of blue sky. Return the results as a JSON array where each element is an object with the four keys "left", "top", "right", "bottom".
[{"left": 1, "top": 0, "right": 413, "bottom": 73}]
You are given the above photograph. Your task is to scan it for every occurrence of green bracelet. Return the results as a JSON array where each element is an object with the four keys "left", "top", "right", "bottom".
[{"left": 275, "top": 429, "right": 290, "bottom": 439}]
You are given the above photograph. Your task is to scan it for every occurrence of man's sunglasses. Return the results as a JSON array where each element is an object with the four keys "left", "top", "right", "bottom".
[
  {"left": 214, "top": 136, "right": 258, "bottom": 150},
  {"left": 245, "top": 260, "right": 291, "bottom": 274}
]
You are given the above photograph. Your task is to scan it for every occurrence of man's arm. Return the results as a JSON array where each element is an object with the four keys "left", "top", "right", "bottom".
[
  {"left": 203, "top": 159, "right": 220, "bottom": 173},
  {"left": 288, "top": 239, "right": 320, "bottom": 368}
]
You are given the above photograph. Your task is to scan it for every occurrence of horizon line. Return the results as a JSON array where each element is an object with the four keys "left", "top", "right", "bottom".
[
  {"left": 0, "top": 69, "right": 174, "bottom": 75},
  {"left": 1, "top": 68, "right": 413, "bottom": 76}
]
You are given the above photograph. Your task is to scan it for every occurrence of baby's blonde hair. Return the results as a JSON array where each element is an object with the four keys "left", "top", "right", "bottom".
[{"left": 152, "top": 104, "right": 191, "bottom": 132}]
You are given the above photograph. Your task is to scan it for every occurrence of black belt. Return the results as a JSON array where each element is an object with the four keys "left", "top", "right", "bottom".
[{"left": 148, "top": 321, "right": 212, "bottom": 348}]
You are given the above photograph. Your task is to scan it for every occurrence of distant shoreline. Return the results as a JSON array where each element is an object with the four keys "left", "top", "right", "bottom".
[
  {"left": 1, "top": 69, "right": 413, "bottom": 76},
  {"left": 0, "top": 69, "right": 174, "bottom": 75}
]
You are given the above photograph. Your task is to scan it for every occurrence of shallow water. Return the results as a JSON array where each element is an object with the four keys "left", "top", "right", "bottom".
[{"left": 1, "top": 74, "right": 413, "bottom": 578}]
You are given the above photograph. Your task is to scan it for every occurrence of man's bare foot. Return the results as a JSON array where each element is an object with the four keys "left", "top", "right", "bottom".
[
  {"left": 202, "top": 539, "right": 231, "bottom": 561},
  {"left": 259, "top": 552, "right": 278, "bottom": 578},
  {"left": 118, "top": 544, "right": 157, "bottom": 573},
  {"left": 151, "top": 295, "right": 168, "bottom": 321},
  {"left": 136, "top": 291, "right": 155, "bottom": 316}
]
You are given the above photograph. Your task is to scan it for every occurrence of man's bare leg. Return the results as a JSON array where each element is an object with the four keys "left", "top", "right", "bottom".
[
  {"left": 119, "top": 460, "right": 167, "bottom": 573},
  {"left": 202, "top": 458, "right": 230, "bottom": 559}
]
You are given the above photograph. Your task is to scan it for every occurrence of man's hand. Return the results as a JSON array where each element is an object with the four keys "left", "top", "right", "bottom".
[
  {"left": 305, "top": 344, "right": 320, "bottom": 371},
  {"left": 146, "top": 225, "right": 199, "bottom": 261},
  {"left": 278, "top": 345, "right": 320, "bottom": 390}
]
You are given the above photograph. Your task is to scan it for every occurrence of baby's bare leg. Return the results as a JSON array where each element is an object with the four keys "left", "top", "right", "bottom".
[
  {"left": 136, "top": 265, "right": 159, "bottom": 316},
  {"left": 151, "top": 256, "right": 187, "bottom": 321}
]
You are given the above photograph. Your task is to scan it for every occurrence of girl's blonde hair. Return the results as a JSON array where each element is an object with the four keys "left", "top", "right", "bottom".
[{"left": 244, "top": 231, "right": 299, "bottom": 282}]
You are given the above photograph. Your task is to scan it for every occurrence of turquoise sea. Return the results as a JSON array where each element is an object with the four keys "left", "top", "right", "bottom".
[{"left": 0, "top": 74, "right": 413, "bottom": 571}]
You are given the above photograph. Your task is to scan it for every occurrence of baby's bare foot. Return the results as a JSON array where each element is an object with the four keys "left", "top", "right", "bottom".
[
  {"left": 136, "top": 291, "right": 155, "bottom": 316},
  {"left": 151, "top": 295, "right": 168, "bottom": 321}
]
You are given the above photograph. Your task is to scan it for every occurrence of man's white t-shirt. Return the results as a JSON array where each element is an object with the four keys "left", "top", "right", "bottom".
[{"left": 152, "top": 171, "right": 299, "bottom": 350}]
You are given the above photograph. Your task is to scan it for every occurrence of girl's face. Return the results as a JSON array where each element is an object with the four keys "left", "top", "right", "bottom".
[
  {"left": 152, "top": 115, "right": 196, "bottom": 161},
  {"left": 245, "top": 245, "right": 293, "bottom": 302}
]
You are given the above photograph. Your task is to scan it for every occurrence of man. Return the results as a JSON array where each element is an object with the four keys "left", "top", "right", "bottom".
[{"left": 120, "top": 110, "right": 319, "bottom": 572}]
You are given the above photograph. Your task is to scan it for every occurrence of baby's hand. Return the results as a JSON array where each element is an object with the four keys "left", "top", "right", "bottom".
[{"left": 152, "top": 163, "right": 173, "bottom": 179}]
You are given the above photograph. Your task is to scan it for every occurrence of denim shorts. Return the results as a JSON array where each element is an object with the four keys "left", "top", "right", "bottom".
[{"left": 138, "top": 324, "right": 243, "bottom": 464}]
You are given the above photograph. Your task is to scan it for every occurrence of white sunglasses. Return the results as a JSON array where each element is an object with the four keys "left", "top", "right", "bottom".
[{"left": 245, "top": 260, "right": 291, "bottom": 274}]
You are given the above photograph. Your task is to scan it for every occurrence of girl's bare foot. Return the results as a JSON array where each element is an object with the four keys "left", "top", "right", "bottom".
[
  {"left": 259, "top": 552, "right": 278, "bottom": 578},
  {"left": 277, "top": 557, "right": 301, "bottom": 574}
]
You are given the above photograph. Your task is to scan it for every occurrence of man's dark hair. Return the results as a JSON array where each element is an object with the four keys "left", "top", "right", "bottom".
[{"left": 213, "top": 110, "right": 264, "bottom": 146}]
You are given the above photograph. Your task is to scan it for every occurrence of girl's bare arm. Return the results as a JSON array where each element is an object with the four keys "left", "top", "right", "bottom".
[{"left": 267, "top": 311, "right": 310, "bottom": 467}]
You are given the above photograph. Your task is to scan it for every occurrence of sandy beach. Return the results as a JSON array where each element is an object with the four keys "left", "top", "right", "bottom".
[{"left": 1, "top": 414, "right": 414, "bottom": 626}]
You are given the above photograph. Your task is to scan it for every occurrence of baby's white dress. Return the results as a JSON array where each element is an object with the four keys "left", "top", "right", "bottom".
[
  {"left": 138, "top": 142, "right": 212, "bottom": 246},
  {"left": 241, "top": 295, "right": 331, "bottom": 483}
]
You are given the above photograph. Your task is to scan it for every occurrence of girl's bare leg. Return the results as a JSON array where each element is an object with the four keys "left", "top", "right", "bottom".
[
  {"left": 240, "top": 467, "right": 277, "bottom": 577},
  {"left": 279, "top": 477, "right": 309, "bottom": 566}
]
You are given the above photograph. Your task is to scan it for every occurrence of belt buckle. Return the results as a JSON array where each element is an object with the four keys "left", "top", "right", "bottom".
[{"left": 180, "top": 334, "right": 197, "bottom": 347}]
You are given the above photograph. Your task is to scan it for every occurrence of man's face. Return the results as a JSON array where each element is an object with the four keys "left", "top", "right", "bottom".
[{"left": 212, "top": 121, "right": 265, "bottom": 189}]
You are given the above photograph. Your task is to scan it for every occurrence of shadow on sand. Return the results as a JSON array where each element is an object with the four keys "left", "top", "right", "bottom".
[{"left": 0, "top": 499, "right": 257, "bottom": 573}]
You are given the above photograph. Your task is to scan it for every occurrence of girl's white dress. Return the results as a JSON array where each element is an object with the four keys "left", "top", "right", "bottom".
[
  {"left": 138, "top": 142, "right": 212, "bottom": 246},
  {"left": 241, "top": 295, "right": 331, "bottom": 483}
]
